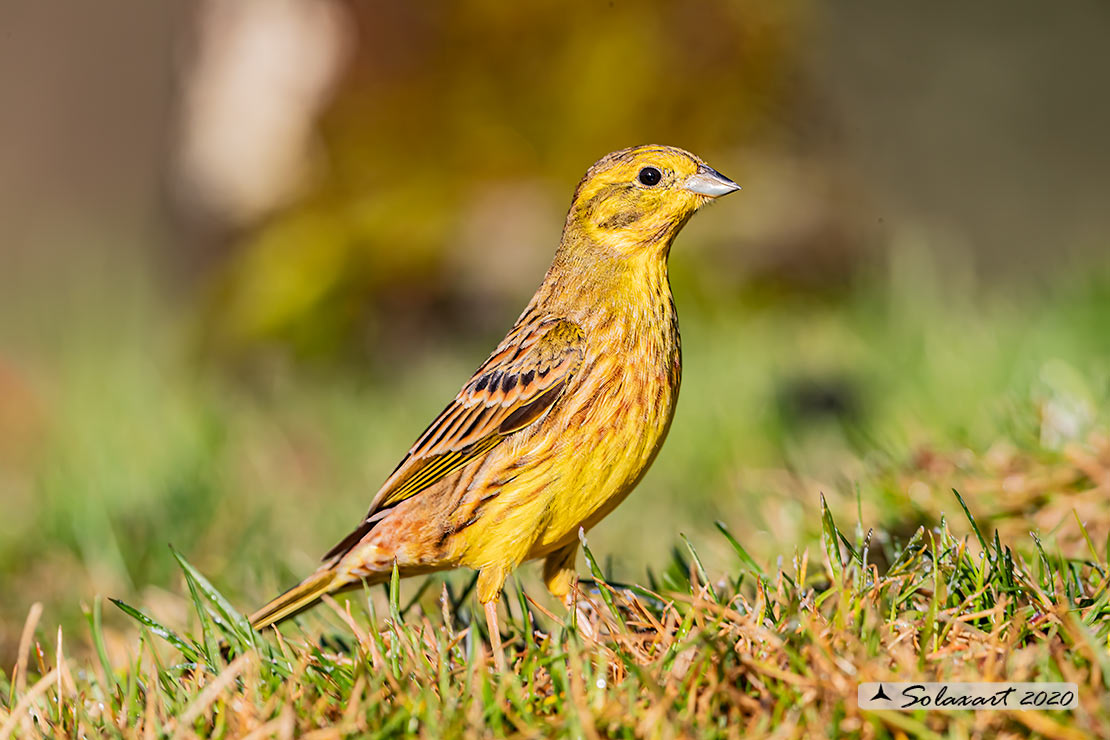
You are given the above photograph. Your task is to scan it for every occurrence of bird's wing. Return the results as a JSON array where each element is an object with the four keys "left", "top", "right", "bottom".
[{"left": 322, "top": 317, "right": 585, "bottom": 561}]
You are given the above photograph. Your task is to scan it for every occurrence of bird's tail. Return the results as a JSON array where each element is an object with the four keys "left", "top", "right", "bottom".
[{"left": 250, "top": 568, "right": 343, "bottom": 631}]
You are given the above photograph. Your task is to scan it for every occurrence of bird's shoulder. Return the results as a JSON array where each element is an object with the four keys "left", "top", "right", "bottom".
[
  {"left": 461, "top": 316, "right": 585, "bottom": 405},
  {"left": 368, "top": 317, "right": 585, "bottom": 508}
]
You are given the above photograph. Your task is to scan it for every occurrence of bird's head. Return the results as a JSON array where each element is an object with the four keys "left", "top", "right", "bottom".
[{"left": 564, "top": 145, "right": 739, "bottom": 259}]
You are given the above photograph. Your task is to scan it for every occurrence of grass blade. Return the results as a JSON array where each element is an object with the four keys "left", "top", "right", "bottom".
[
  {"left": 110, "top": 598, "right": 198, "bottom": 661},
  {"left": 714, "top": 521, "right": 764, "bottom": 576},
  {"left": 820, "top": 493, "right": 844, "bottom": 578},
  {"left": 952, "top": 489, "right": 990, "bottom": 554},
  {"left": 83, "top": 599, "right": 118, "bottom": 696},
  {"left": 170, "top": 546, "right": 254, "bottom": 645}
]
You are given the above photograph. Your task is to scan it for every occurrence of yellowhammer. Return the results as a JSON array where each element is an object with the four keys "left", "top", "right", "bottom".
[{"left": 250, "top": 145, "right": 739, "bottom": 666}]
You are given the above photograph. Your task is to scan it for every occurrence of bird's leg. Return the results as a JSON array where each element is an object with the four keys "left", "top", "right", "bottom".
[
  {"left": 543, "top": 541, "right": 580, "bottom": 602},
  {"left": 543, "top": 541, "right": 594, "bottom": 638},
  {"left": 478, "top": 566, "right": 508, "bottom": 671},
  {"left": 483, "top": 599, "right": 506, "bottom": 672},
  {"left": 567, "top": 581, "right": 597, "bottom": 640}
]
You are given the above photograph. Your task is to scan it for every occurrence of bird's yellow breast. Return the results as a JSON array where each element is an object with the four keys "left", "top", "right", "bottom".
[{"left": 453, "top": 263, "right": 680, "bottom": 572}]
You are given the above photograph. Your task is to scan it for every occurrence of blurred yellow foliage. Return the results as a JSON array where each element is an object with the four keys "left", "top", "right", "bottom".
[{"left": 197, "top": 0, "right": 809, "bottom": 361}]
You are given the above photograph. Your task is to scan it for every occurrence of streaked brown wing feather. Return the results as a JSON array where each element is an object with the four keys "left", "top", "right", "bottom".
[{"left": 322, "top": 317, "right": 584, "bottom": 561}]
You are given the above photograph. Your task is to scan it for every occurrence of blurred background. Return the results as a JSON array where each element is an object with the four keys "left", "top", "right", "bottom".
[{"left": 2, "top": 0, "right": 1109, "bottom": 663}]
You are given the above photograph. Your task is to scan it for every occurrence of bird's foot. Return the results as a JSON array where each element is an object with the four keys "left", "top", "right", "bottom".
[{"left": 565, "top": 584, "right": 597, "bottom": 640}]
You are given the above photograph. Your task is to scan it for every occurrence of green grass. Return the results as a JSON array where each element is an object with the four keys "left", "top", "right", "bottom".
[
  {"left": 2, "top": 256, "right": 1110, "bottom": 736},
  {"left": 5, "top": 477, "right": 1110, "bottom": 737}
]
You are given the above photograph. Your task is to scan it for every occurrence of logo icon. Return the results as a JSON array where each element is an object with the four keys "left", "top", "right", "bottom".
[{"left": 870, "top": 684, "right": 891, "bottom": 702}]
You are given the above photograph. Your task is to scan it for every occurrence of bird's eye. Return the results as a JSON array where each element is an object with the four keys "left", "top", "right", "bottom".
[{"left": 637, "top": 167, "right": 662, "bottom": 186}]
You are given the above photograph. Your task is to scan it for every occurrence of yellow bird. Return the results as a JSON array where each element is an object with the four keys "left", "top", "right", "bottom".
[{"left": 250, "top": 145, "right": 739, "bottom": 665}]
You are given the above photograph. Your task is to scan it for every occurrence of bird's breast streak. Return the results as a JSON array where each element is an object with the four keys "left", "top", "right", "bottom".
[
  {"left": 532, "top": 336, "right": 678, "bottom": 551},
  {"left": 455, "top": 288, "right": 679, "bottom": 568}
]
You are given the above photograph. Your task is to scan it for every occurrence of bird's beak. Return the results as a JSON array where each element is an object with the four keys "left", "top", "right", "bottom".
[{"left": 683, "top": 164, "right": 740, "bottom": 198}]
